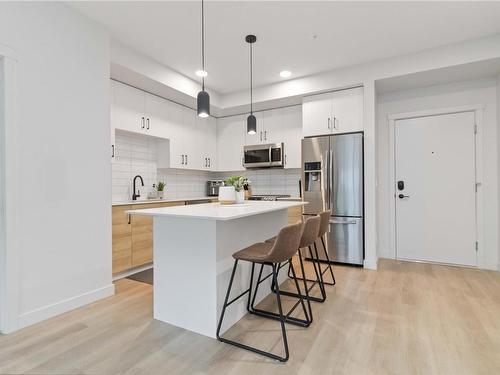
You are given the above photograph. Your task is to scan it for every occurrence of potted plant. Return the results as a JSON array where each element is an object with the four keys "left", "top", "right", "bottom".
[
  {"left": 156, "top": 181, "right": 166, "bottom": 199},
  {"left": 224, "top": 176, "right": 250, "bottom": 204}
]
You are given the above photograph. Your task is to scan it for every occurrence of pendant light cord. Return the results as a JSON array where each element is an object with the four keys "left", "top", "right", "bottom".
[
  {"left": 201, "top": 0, "right": 205, "bottom": 90},
  {"left": 250, "top": 41, "right": 253, "bottom": 114}
]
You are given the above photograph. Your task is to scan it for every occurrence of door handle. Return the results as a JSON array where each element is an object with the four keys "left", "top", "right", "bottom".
[
  {"left": 185, "top": 154, "right": 188, "bottom": 165},
  {"left": 141, "top": 117, "right": 145, "bottom": 129},
  {"left": 333, "top": 117, "right": 337, "bottom": 130},
  {"left": 327, "top": 118, "right": 331, "bottom": 130},
  {"left": 264, "top": 130, "right": 267, "bottom": 140},
  {"left": 329, "top": 220, "right": 357, "bottom": 225},
  {"left": 398, "top": 194, "right": 410, "bottom": 199},
  {"left": 111, "top": 144, "right": 114, "bottom": 158},
  {"left": 260, "top": 131, "right": 262, "bottom": 141},
  {"left": 208, "top": 158, "right": 211, "bottom": 167},
  {"left": 181, "top": 154, "right": 184, "bottom": 165},
  {"left": 146, "top": 118, "right": 150, "bottom": 130}
]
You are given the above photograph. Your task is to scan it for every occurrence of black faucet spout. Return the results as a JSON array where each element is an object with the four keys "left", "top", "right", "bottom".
[{"left": 132, "top": 175, "right": 145, "bottom": 201}]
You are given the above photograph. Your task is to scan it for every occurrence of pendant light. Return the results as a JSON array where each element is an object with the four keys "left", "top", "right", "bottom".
[
  {"left": 197, "top": 0, "right": 210, "bottom": 118},
  {"left": 246, "top": 34, "right": 257, "bottom": 134}
]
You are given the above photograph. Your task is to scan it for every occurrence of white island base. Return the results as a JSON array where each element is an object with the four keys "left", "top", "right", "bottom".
[{"left": 129, "top": 201, "right": 305, "bottom": 338}]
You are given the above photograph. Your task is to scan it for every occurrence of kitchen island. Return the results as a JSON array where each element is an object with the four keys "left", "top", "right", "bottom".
[{"left": 128, "top": 200, "right": 305, "bottom": 338}]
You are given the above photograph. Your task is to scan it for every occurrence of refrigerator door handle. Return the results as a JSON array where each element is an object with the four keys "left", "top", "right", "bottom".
[
  {"left": 326, "top": 149, "right": 331, "bottom": 210},
  {"left": 330, "top": 219, "right": 357, "bottom": 225}
]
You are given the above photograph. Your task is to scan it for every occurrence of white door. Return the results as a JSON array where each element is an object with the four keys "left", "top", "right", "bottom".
[
  {"left": 395, "top": 111, "right": 477, "bottom": 266},
  {"left": 302, "top": 92, "right": 332, "bottom": 137}
]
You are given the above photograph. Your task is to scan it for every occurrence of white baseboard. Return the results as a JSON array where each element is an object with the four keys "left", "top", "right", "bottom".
[
  {"left": 18, "top": 284, "right": 115, "bottom": 330},
  {"left": 363, "top": 258, "right": 378, "bottom": 270}
]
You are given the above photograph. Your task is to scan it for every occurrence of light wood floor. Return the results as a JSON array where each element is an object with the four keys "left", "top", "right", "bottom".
[{"left": 2, "top": 259, "right": 500, "bottom": 375}]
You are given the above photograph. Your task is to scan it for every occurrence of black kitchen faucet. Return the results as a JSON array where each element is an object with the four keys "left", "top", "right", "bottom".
[{"left": 132, "top": 175, "right": 144, "bottom": 201}]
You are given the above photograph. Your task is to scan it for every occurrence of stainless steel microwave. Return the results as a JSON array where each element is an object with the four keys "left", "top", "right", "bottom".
[{"left": 243, "top": 143, "right": 284, "bottom": 168}]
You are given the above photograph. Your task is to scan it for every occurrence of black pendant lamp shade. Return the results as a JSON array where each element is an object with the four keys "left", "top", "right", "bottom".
[
  {"left": 246, "top": 34, "right": 257, "bottom": 134},
  {"left": 197, "top": 90, "right": 210, "bottom": 118},
  {"left": 247, "top": 114, "right": 257, "bottom": 134},
  {"left": 197, "top": 0, "right": 210, "bottom": 118}
]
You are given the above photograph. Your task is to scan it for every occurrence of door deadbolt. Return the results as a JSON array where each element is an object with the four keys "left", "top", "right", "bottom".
[
  {"left": 398, "top": 194, "right": 410, "bottom": 199},
  {"left": 397, "top": 180, "right": 405, "bottom": 190}
]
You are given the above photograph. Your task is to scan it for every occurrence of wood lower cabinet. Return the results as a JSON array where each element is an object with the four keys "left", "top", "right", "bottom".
[
  {"left": 287, "top": 205, "right": 303, "bottom": 224},
  {"left": 112, "top": 201, "right": 184, "bottom": 275},
  {"left": 112, "top": 205, "right": 132, "bottom": 274},
  {"left": 112, "top": 200, "right": 217, "bottom": 275}
]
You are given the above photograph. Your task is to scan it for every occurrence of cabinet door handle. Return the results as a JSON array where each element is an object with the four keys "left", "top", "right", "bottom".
[
  {"left": 128, "top": 214, "right": 131, "bottom": 225},
  {"left": 264, "top": 130, "right": 267, "bottom": 140},
  {"left": 181, "top": 154, "right": 184, "bottom": 165},
  {"left": 205, "top": 158, "right": 208, "bottom": 167},
  {"left": 208, "top": 158, "right": 211, "bottom": 167},
  {"left": 327, "top": 117, "right": 331, "bottom": 130},
  {"left": 185, "top": 154, "right": 188, "bottom": 165},
  {"left": 285, "top": 154, "right": 287, "bottom": 166},
  {"left": 260, "top": 131, "right": 262, "bottom": 141},
  {"left": 141, "top": 117, "right": 145, "bottom": 129},
  {"left": 146, "top": 118, "right": 150, "bottom": 130},
  {"left": 111, "top": 144, "right": 115, "bottom": 158}
]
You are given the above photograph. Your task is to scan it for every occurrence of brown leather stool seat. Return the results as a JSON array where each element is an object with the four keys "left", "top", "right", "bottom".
[{"left": 217, "top": 221, "right": 310, "bottom": 362}]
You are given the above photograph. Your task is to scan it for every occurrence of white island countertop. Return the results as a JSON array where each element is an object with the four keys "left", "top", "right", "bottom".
[{"left": 128, "top": 200, "right": 306, "bottom": 221}]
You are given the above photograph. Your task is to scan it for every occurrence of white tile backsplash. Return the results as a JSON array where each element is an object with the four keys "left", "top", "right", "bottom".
[{"left": 112, "top": 130, "right": 302, "bottom": 202}]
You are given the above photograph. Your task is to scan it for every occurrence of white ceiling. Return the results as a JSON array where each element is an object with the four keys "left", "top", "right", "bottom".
[{"left": 70, "top": 1, "right": 500, "bottom": 94}]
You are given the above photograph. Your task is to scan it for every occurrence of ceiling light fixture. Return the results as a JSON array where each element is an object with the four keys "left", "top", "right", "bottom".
[
  {"left": 279, "top": 70, "right": 292, "bottom": 78},
  {"left": 197, "top": 0, "right": 210, "bottom": 118},
  {"left": 246, "top": 34, "right": 257, "bottom": 134},
  {"left": 196, "top": 70, "right": 208, "bottom": 78}
]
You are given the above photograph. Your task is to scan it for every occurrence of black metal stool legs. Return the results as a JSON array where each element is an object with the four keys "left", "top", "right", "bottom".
[
  {"left": 289, "top": 235, "right": 336, "bottom": 286},
  {"left": 277, "top": 245, "right": 326, "bottom": 303},
  {"left": 250, "top": 259, "right": 311, "bottom": 327},
  {"left": 217, "top": 261, "right": 292, "bottom": 362}
]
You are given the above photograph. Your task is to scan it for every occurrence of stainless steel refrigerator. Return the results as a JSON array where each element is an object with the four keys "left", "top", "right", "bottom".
[{"left": 302, "top": 133, "right": 364, "bottom": 266}]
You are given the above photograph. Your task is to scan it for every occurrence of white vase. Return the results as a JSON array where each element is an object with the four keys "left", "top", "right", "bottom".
[
  {"left": 235, "top": 190, "right": 245, "bottom": 204},
  {"left": 218, "top": 186, "right": 236, "bottom": 205}
]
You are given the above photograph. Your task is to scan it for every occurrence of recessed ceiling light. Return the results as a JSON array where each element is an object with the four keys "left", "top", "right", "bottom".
[
  {"left": 196, "top": 70, "right": 208, "bottom": 77},
  {"left": 280, "top": 70, "right": 292, "bottom": 78}
]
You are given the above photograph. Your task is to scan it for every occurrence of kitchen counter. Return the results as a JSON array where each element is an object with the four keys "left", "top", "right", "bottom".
[
  {"left": 112, "top": 196, "right": 216, "bottom": 206},
  {"left": 127, "top": 200, "right": 306, "bottom": 338},
  {"left": 127, "top": 201, "right": 305, "bottom": 221}
]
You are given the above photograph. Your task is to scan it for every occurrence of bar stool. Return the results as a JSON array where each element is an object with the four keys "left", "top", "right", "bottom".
[
  {"left": 292, "top": 211, "right": 336, "bottom": 287},
  {"left": 272, "top": 215, "right": 327, "bottom": 304},
  {"left": 216, "top": 221, "right": 308, "bottom": 362}
]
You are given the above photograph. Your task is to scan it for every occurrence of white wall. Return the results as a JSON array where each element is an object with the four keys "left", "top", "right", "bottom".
[
  {"left": 0, "top": 3, "right": 113, "bottom": 331},
  {"left": 377, "top": 78, "right": 498, "bottom": 270}
]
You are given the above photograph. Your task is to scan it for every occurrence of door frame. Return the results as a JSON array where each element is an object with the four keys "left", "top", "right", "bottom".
[
  {"left": 387, "top": 104, "right": 485, "bottom": 267},
  {"left": 0, "top": 45, "right": 19, "bottom": 333}
]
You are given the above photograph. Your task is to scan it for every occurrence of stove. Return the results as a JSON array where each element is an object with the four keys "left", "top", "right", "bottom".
[{"left": 248, "top": 194, "right": 291, "bottom": 201}]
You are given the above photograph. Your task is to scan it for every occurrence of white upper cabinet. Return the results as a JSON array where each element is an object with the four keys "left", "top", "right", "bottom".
[
  {"left": 262, "top": 109, "right": 283, "bottom": 144},
  {"left": 113, "top": 80, "right": 146, "bottom": 133},
  {"left": 302, "top": 87, "right": 363, "bottom": 137},
  {"left": 302, "top": 92, "right": 333, "bottom": 137},
  {"left": 144, "top": 92, "right": 170, "bottom": 139},
  {"left": 166, "top": 101, "right": 184, "bottom": 169},
  {"left": 197, "top": 116, "right": 217, "bottom": 170},
  {"left": 281, "top": 106, "right": 302, "bottom": 169},
  {"left": 217, "top": 115, "right": 245, "bottom": 171},
  {"left": 331, "top": 87, "right": 363, "bottom": 134}
]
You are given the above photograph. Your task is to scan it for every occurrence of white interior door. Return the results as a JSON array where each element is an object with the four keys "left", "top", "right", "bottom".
[{"left": 395, "top": 111, "right": 477, "bottom": 266}]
